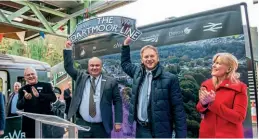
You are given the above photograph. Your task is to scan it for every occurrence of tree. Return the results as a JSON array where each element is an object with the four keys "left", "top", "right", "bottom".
[
  {"left": 186, "top": 119, "right": 200, "bottom": 138},
  {"left": 0, "top": 37, "right": 64, "bottom": 66},
  {"left": 27, "top": 39, "right": 47, "bottom": 61},
  {"left": 188, "top": 61, "right": 195, "bottom": 67},
  {"left": 180, "top": 55, "right": 190, "bottom": 62},
  {"left": 192, "top": 73, "right": 206, "bottom": 85},
  {"left": 165, "top": 64, "right": 181, "bottom": 74},
  {"left": 168, "top": 56, "right": 180, "bottom": 63},
  {"left": 196, "top": 58, "right": 204, "bottom": 66},
  {"left": 179, "top": 75, "right": 200, "bottom": 137}
]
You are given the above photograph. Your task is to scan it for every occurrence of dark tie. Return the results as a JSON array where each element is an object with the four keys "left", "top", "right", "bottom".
[
  {"left": 89, "top": 77, "right": 96, "bottom": 117},
  {"left": 141, "top": 72, "right": 151, "bottom": 121}
]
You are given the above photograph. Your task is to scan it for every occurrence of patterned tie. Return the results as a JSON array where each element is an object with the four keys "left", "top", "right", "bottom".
[
  {"left": 141, "top": 72, "right": 151, "bottom": 121},
  {"left": 89, "top": 77, "right": 96, "bottom": 117}
]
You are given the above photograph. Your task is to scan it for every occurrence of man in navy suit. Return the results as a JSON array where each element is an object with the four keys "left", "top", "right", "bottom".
[
  {"left": 64, "top": 41, "right": 122, "bottom": 138},
  {"left": 121, "top": 37, "right": 187, "bottom": 138}
]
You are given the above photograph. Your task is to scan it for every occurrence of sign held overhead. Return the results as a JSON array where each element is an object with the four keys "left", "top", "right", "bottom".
[{"left": 69, "top": 16, "right": 142, "bottom": 43}]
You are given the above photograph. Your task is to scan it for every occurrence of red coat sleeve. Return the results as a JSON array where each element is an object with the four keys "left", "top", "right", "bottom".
[
  {"left": 196, "top": 82, "right": 209, "bottom": 113},
  {"left": 196, "top": 101, "right": 208, "bottom": 113},
  {"left": 208, "top": 83, "right": 248, "bottom": 124}
]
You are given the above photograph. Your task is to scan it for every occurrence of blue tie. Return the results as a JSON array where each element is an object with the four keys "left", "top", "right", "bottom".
[{"left": 141, "top": 72, "right": 151, "bottom": 121}]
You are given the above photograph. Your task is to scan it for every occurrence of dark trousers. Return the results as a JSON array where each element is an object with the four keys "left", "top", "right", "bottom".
[
  {"left": 136, "top": 122, "right": 154, "bottom": 138},
  {"left": 75, "top": 117, "right": 110, "bottom": 138},
  {"left": 22, "top": 117, "right": 35, "bottom": 138}
]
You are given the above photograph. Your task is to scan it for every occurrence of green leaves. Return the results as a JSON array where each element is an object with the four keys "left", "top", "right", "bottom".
[{"left": 0, "top": 37, "right": 63, "bottom": 66}]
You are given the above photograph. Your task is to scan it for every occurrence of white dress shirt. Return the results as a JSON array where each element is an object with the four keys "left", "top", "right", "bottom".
[{"left": 80, "top": 75, "right": 102, "bottom": 122}]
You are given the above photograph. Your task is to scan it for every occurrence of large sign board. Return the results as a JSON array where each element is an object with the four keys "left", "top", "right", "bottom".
[
  {"left": 73, "top": 4, "right": 254, "bottom": 138},
  {"left": 69, "top": 16, "right": 142, "bottom": 43}
]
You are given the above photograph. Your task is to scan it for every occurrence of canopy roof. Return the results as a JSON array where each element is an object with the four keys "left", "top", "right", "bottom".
[{"left": 0, "top": 0, "right": 134, "bottom": 41}]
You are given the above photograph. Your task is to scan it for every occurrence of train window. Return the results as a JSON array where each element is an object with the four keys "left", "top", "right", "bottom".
[
  {"left": 0, "top": 78, "right": 2, "bottom": 92},
  {"left": 17, "top": 77, "right": 26, "bottom": 86}
]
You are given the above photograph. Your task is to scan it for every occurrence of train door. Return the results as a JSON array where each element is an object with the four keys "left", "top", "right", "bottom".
[
  {"left": 0, "top": 70, "right": 8, "bottom": 105},
  {"left": 0, "top": 71, "right": 7, "bottom": 96}
]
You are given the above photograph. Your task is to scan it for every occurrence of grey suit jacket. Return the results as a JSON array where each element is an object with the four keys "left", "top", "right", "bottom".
[{"left": 63, "top": 50, "right": 122, "bottom": 134}]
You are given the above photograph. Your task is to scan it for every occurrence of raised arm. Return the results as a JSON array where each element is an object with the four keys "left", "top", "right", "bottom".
[
  {"left": 120, "top": 37, "right": 138, "bottom": 78},
  {"left": 63, "top": 40, "right": 78, "bottom": 80}
]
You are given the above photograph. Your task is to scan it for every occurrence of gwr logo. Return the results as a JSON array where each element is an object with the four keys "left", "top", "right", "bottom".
[{"left": 3, "top": 130, "right": 25, "bottom": 139}]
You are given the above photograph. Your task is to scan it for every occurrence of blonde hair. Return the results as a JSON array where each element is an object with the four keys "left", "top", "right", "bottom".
[
  {"left": 140, "top": 45, "right": 158, "bottom": 57},
  {"left": 212, "top": 53, "right": 240, "bottom": 86}
]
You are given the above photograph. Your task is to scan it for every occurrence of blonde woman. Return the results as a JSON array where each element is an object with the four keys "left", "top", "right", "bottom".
[{"left": 196, "top": 53, "right": 248, "bottom": 138}]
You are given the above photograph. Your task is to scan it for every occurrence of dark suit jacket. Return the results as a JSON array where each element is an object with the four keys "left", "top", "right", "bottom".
[
  {"left": 63, "top": 50, "right": 122, "bottom": 134},
  {"left": 6, "top": 92, "right": 18, "bottom": 117},
  {"left": 16, "top": 82, "right": 56, "bottom": 138},
  {"left": 63, "top": 88, "right": 72, "bottom": 114}
]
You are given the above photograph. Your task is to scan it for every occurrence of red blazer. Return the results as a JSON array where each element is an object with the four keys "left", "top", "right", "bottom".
[{"left": 196, "top": 78, "right": 248, "bottom": 138}]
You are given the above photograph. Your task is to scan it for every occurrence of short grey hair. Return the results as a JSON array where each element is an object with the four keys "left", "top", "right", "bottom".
[
  {"left": 14, "top": 82, "right": 21, "bottom": 87},
  {"left": 24, "top": 67, "right": 37, "bottom": 76},
  {"left": 89, "top": 57, "right": 103, "bottom": 65}
]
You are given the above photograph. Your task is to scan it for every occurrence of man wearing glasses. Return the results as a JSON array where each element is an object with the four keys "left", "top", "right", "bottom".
[{"left": 17, "top": 67, "right": 56, "bottom": 138}]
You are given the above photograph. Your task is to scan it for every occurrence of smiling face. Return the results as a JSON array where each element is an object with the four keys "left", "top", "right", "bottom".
[
  {"left": 141, "top": 46, "right": 159, "bottom": 70},
  {"left": 88, "top": 57, "right": 102, "bottom": 77},
  {"left": 13, "top": 82, "right": 21, "bottom": 93},
  {"left": 24, "top": 68, "right": 38, "bottom": 85},
  {"left": 211, "top": 56, "right": 230, "bottom": 78}
]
